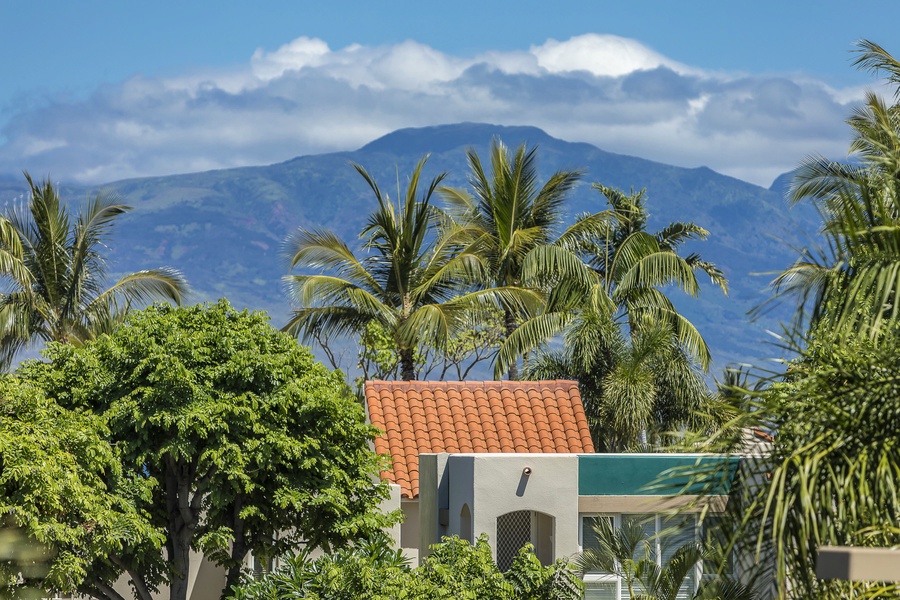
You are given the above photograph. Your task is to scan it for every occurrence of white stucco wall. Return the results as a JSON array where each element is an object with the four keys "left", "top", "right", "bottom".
[{"left": 445, "top": 453, "right": 581, "bottom": 562}]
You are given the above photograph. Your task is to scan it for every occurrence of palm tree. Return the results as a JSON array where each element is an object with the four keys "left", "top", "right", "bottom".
[
  {"left": 770, "top": 40, "right": 900, "bottom": 340},
  {"left": 496, "top": 184, "right": 727, "bottom": 378},
  {"left": 526, "top": 309, "right": 715, "bottom": 451},
  {"left": 283, "top": 157, "right": 533, "bottom": 381},
  {"left": 0, "top": 173, "right": 187, "bottom": 368},
  {"left": 581, "top": 184, "right": 726, "bottom": 365},
  {"left": 693, "top": 40, "right": 900, "bottom": 600},
  {"left": 576, "top": 517, "right": 757, "bottom": 600},
  {"left": 439, "top": 138, "right": 585, "bottom": 379}
]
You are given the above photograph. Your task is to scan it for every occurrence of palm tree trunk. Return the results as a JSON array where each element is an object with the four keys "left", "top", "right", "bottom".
[
  {"left": 399, "top": 348, "right": 416, "bottom": 381},
  {"left": 504, "top": 310, "right": 518, "bottom": 380}
]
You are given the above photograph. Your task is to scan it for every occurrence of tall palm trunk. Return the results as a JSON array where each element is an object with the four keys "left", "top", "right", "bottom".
[
  {"left": 504, "top": 310, "right": 518, "bottom": 380},
  {"left": 399, "top": 347, "right": 416, "bottom": 381}
]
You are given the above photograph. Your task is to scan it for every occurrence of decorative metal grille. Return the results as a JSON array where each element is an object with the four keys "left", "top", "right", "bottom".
[{"left": 496, "top": 510, "right": 532, "bottom": 572}]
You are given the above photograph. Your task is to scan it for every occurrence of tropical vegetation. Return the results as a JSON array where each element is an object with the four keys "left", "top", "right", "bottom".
[
  {"left": 283, "top": 157, "right": 537, "bottom": 381},
  {"left": 7, "top": 301, "right": 392, "bottom": 600},
  {"left": 516, "top": 184, "right": 727, "bottom": 449},
  {"left": 438, "top": 139, "right": 586, "bottom": 379},
  {"left": 0, "top": 172, "right": 187, "bottom": 369},
  {"left": 14, "top": 37, "right": 894, "bottom": 600},
  {"left": 685, "top": 39, "right": 900, "bottom": 599},
  {"left": 229, "top": 533, "right": 583, "bottom": 600},
  {"left": 576, "top": 517, "right": 757, "bottom": 600}
]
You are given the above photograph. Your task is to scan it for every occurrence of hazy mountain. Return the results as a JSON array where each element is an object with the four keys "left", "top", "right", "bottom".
[{"left": 0, "top": 123, "right": 818, "bottom": 374}]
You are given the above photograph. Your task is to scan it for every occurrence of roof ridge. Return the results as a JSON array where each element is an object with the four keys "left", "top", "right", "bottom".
[{"left": 365, "top": 379, "right": 593, "bottom": 498}]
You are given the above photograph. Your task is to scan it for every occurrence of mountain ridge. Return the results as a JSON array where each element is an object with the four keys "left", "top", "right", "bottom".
[{"left": 0, "top": 123, "right": 814, "bottom": 374}]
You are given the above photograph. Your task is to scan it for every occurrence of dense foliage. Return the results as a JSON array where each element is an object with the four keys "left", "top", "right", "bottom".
[
  {"left": 283, "top": 158, "right": 528, "bottom": 381},
  {"left": 0, "top": 377, "right": 163, "bottom": 599},
  {"left": 688, "top": 39, "right": 900, "bottom": 599},
  {"left": 14, "top": 300, "right": 392, "bottom": 600},
  {"left": 770, "top": 40, "right": 900, "bottom": 340},
  {"left": 229, "top": 534, "right": 583, "bottom": 600},
  {"left": 439, "top": 139, "right": 586, "bottom": 379},
  {"left": 521, "top": 185, "right": 726, "bottom": 449}
]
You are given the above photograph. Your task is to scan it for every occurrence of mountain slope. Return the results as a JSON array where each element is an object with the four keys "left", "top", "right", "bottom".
[{"left": 0, "top": 123, "right": 815, "bottom": 372}]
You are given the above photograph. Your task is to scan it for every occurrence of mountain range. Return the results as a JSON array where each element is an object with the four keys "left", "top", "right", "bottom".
[{"left": 0, "top": 123, "right": 819, "bottom": 375}]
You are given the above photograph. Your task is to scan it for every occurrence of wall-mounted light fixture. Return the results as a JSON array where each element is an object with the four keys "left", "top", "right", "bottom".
[{"left": 522, "top": 466, "right": 532, "bottom": 476}]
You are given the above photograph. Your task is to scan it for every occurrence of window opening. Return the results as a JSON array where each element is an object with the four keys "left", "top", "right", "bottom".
[{"left": 580, "top": 513, "right": 715, "bottom": 600}]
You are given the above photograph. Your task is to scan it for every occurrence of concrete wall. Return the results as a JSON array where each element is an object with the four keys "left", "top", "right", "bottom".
[
  {"left": 421, "top": 453, "right": 581, "bottom": 563},
  {"left": 418, "top": 453, "right": 450, "bottom": 561},
  {"left": 470, "top": 454, "right": 580, "bottom": 562},
  {"left": 381, "top": 483, "right": 403, "bottom": 548},
  {"left": 417, "top": 452, "right": 735, "bottom": 565},
  {"left": 400, "top": 499, "right": 420, "bottom": 549},
  {"left": 110, "top": 549, "right": 226, "bottom": 600}
]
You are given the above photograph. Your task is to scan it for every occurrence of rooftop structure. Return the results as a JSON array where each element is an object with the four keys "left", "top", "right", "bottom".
[{"left": 365, "top": 379, "right": 595, "bottom": 498}]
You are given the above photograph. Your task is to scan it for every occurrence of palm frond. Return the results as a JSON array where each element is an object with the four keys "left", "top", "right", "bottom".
[
  {"left": 521, "top": 244, "right": 596, "bottom": 290},
  {"left": 616, "top": 246, "right": 701, "bottom": 298},
  {"left": 95, "top": 267, "right": 187, "bottom": 307},
  {"left": 282, "top": 306, "right": 381, "bottom": 342},
  {"left": 853, "top": 39, "right": 900, "bottom": 93},
  {"left": 494, "top": 311, "right": 572, "bottom": 379}
]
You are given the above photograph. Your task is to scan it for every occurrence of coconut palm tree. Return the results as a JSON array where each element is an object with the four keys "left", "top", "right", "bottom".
[
  {"left": 770, "top": 40, "right": 900, "bottom": 340},
  {"left": 0, "top": 173, "right": 187, "bottom": 368},
  {"left": 439, "top": 138, "right": 588, "bottom": 379},
  {"left": 496, "top": 184, "right": 727, "bottom": 378},
  {"left": 283, "top": 157, "right": 537, "bottom": 381},
  {"left": 526, "top": 309, "right": 715, "bottom": 451}
]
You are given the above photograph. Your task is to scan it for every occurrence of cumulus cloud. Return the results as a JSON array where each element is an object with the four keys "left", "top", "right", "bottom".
[{"left": 0, "top": 33, "right": 864, "bottom": 186}]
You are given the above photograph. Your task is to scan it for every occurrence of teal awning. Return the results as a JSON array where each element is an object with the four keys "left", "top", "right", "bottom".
[{"left": 577, "top": 454, "right": 739, "bottom": 496}]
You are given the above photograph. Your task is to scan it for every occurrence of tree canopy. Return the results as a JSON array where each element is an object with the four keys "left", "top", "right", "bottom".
[
  {"left": 16, "top": 300, "right": 392, "bottom": 600},
  {"left": 287, "top": 158, "right": 502, "bottom": 380},
  {"left": 0, "top": 376, "right": 163, "bottom": 600},
  {"left": 688, "top": 39, "right": 900, "bottom": 599},
  {"left": 439, "top": 139, "right": 586, "bottom": 379}
]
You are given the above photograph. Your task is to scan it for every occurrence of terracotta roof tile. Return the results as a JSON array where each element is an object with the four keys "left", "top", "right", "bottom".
[{"left": 365, "top": 380, "right": 595, "bottom": 498}]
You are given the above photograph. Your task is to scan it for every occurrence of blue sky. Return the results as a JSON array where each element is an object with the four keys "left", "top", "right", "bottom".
[{"left": 2, "top": 0, "right": 899, "bottom": 186}]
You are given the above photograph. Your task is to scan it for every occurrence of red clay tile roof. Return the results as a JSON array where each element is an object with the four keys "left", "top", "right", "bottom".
[{"left": 365, "top": 380, "right": 595, "bottom": 498}]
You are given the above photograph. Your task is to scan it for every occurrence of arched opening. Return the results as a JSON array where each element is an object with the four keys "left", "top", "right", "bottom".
[
  {"left": 496, "top": 510, "right": 555, "bottom": 571},
  {"left": 460, "top": 504, "right": 472, "bottom": 543}
]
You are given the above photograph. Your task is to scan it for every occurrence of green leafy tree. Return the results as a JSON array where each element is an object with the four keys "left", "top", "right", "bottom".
[
  {"left": 19, "top": 300, "right": 392, "bottom": 600},
  {"left": 284, "top": 157, "right": 523, "bottom": 381},
  {"left": 0, "top": 172, "right": 187, "bottom": 368},
  {"left": 0, "top": 376, "right": 164, "bottom": 600},
  {"left": 439, "top": 139, "right": 586, "bottom": 379},
  {"left": 355, "top": 309, "right": 505, "bottom": 387}
]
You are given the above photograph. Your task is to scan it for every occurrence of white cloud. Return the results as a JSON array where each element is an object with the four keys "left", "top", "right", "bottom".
[
  {"left": 0, "top": 34, "right": 866, "bottom": 187},
  {"left": 530, "top": 34, "right": 691, "bottom": 77}
]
